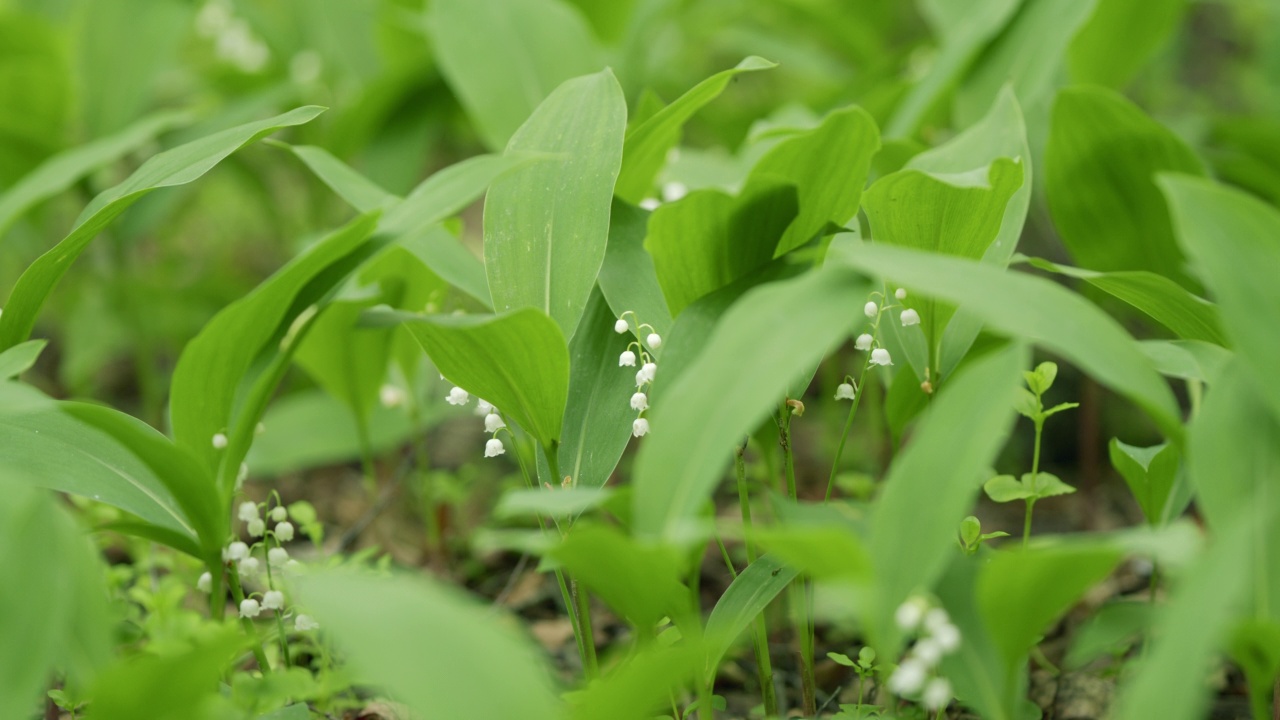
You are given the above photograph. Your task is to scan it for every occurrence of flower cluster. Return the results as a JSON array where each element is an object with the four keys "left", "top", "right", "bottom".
[
  {"left": 887, "top": 595, "right": 961, "bottom": 712},
  {"left": 195, "top": 0, "right": 270, "bottom": 74},
  {"left": 202, "top": 496, "right": 318, "bottom": 633},
  {"left": 840, "top": 287, "right": 917, "bottom": 393},
  {"left": 442, "top": 386, "right": 509, "bottom": 459},
  {"left": 614, "top": 311, "right": 660, "bottom": 438}
]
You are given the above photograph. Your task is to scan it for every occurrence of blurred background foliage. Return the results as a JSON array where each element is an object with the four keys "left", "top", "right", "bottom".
[{"left": 1, "top": 0, "right": 1277, "bottom": 428}]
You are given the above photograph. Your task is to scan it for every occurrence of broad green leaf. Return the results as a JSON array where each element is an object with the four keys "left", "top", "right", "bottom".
[
  {"left": 703, "top": 554, "right": 797, "bottom": 680},
  {"left": 294, "top": 570, "right": 561, "bottom": 720},
  {"left": 552, "top": 288, "right": 635, "bottom": 488},
  {"left": 0, "top": 110, "right": 187, "bottom": 239},
  {"left": 170, "top": 213, "right": 381, "bottom": 483},
  {"left": 378, "top": 153, "right": 536, "bottom": 239},
  {"left": 268, "top": 141, "right": 398, "bottom": 212},
  {"left": 399, "top": 225, "right": 492, "bottom": 308},
  {"left": 1046, "top": 87, "right": 1205, "bottom": 287},
  {"left": 483, "top": 70, "right": 627, "bottom": 339},
  {"left": 0, "top": 106, "right": 326, "bottom": 351},
  {"left": 935, "top": 555, "right": 1024, "bottom": 720},
  {"left": 885, "top": 0, "right": 1023, "bottom": 137},
  {"left": 567, "top": 642, "right": 704, "bottom": 720},
  {"left": 597, "top": 200, "right": 672, "bottom": 336},
  {"left": 615, "top": 56, "right": 776, "bottom": 203},
  {"left": 1028, "top": 472, "right": 1076, "bottom": 498},
  {"left": 1161, "top": 175, "right": 1280, "bottom": 423},
  {"left": 751, "top": 525, "right": 873, "bottom": 582},
  {"left": 550, "top": 523, "right": 687, "bottom": 628},
  {"left": 832, "top": 243, "right": 1183, "bottom": 440},
  {"left": 427, "top": 0, "right": 604, "bottom": 151},
  {"left": 495, "top": 487, "right": 614, "bottom": 519},
  {"left": 1112, "top": 505, "right": 1259, "bottom": 720},
  {"left": 1109, "top": 439, "right": 1181, "bottom": 525},
  {"left": 1138, "top": 339, "right": 1231, "bottom": 383},
  {"left": 955, "top": 0, "right": 1098, "bottom": 125},
  {"left": 1065, "top": 600, "right": 1152, "bottom": 669},
  {"left": 87, "top": 631, "right": 245, "bottom": 720},
  {"left": 0, "top": 10, "right": 69, "bottom": 185},
  {"left": 868, "top": 343, "right": 1024, "bottom": 651},
  {"left": 0, "top": 382, "right": 194, "bottom": 537},
  {"left": 632, "top": 265, "right": 868, "bottom": 538},
  {"left": 394, "top": 308, "right": 569, "bottom": 448},
  {"left": 1069, "top": 0, "right": 1188, "bottom": 88},
  {"left": 754, "top": 106, "right": 880, "bottom": 255},
  {"left": 977, "top": 542, "right": 1124, "bottom": 694},
  {"left": 983, "top": 474, "right": 1033, "bottom": 502},
  {"left": 645, "top": 181, "right": 798, "bottom": 316},
  {"left": 1026, "top": 257, "right": 1226, "bottom": 345},
  {"left": 863, "top": 157, "right": 1023, "bottom": 374},
  {"left": 0, "top": 339, "right": 45, "bottom": 379}
]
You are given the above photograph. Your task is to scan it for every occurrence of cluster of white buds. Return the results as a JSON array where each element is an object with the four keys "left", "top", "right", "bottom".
[
  {"left": 481, "top": 399, "right": 507, "bottom": 459},
  {"left": 195, "top": 0, "right": 270, "bottom": 74},
  {"left": 212, "top": 494, "right": 318, "bottom": 631},
  {"left": 615, "top": 311, "right": 661, "bottom": 437},
  {"left": 852, "top": 287, "right": 919, "bottom": 374},
  {"left": 888, "top": 596, "right": 960, "bottom": 711}
]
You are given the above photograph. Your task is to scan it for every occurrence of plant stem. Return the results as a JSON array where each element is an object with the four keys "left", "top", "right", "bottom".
[
  {"left": 779, "top": 406, "right": 817, "bottom": 716},
  {"left": 1022, "top": 498, "right": 1036, "bottom": 547},
  {"left": 826, "top": 364, "right": 870, "bottom": 502},
  {"left": 737, "top": 444, "right": 778, "bottom": 719},
  {"left": 227, "top": 571, "right": 272, "bottom": 673},
  {"left": 572, "top": 578, "right": 599, "bottom": 680},
  {"left": 1024, "top": 417, "right": 1044, "bottom": 546}
]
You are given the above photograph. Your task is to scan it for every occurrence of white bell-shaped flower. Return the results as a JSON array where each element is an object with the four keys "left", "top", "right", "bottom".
[
  {"left": 295, "top": 614, "right": 320, "bottom": 631},
  {"left": 662, "top": 181, "right": 688, "bottom": 202},
  {"left": 896, "top": 287, "right": 908, "bottom": 300},
  {"left": 197, "top": 572, "right": 212, "bottom": 593},
  {"left": 446, "top": 386, "right": 470, "bottom": 406},
  {"left": 475, "top": 399, "right": 494, "bottom": 416},
  {"left": 932, "top": 621, "right": 962, "bottom": 653},
  {"left": 835, "top": 383, "right": 855, "bottom": 401},
  {"left": 854, "top": 333, "right": 873, "bottom": 351},
  {"left": 864, "top": 301, "right": 878, "bottom": 319},
  {"left": 619, "top": 350, "right": 636, "bottom": 367},
  {"left": 238, "top": 501, "right": 259, "bottom": 523},
  {"left": 895, "top": 596, "right": 927, "bottom": 631},
  {"left": 913, "top": 637, "right": 943, "bottom": 667},
  {"left": 870, "top": 348, "right": 893, "bottom": 366},
  {"left": 239, "top": 598, "right": 262, "bottom": 619},
  {"left": 268, "top": 547, "right": 289, "bottom": 568},
  {"left": 212, "top": 432, "right": 229, "bottom": 450},
  {"left": 630, "top": 392, "right": 649, "bottom": 411},
  {"left": 484, "top": 413, "right": 506, "bottom": 433},
  {"left": 900, "top": 308, "right": 921, "bottom": 326},
  {"left": 923, "top": 677, "right": 952, "bottom": 711},
  {"left": 614, "top": 318, "right": 630, "bottom": 334},
  {"left": 274, "top": 521, "right": 295, "bottom": 543},
  {"left": 379, "top": 384, "right": 405, "bottom": 408},
  {"left": 636, "top": 362, "right": 657, "bottom": 386},
  {"left": 224, "top": 541, "right": 250, "bottom": 562},
  {"left": 239, "top": 556, "right": 261, "bottom": 576},
  {"left": 887, "top": 657, "right": 927, "bottom": 695},
  {"left": 632, "top": 418, "right": 650, "bottom": 437},
  {"left": 923, "top": 608, "right": 951, "bottom": 635},
  {"left": 646, "top": 333, "right": 662, "bottom": 349},
  {"left": 270, "top": 506, "right": 288, "bottom": 522},
  {"left": 484, "top": 437, "right": 506, "bottom": 458},
  {"left": 247, "top": 517, "right": 265, "bottom": 538},
  {"left": 262, "top": 590, "right": 285, "bottom": 611},
  {"left": 639, "top": 198, "right": 660, "bottom": 211}
]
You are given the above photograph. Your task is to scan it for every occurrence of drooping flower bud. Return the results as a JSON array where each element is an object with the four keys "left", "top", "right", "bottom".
[
  {"left": 900, "top": 308, "right": 921, "bottom": 326},
  {"left": 197, "top": 572, "right": 212, "bottom": 593},
  {"left": 212, "top": 432, "right": 229, "bottom": 450},
  {"left": 864, "top": 301, "right": 878, "bottom": 318},
  {"left": 895, "top": 287, "right": 907, "bottom": 300},
  {"left": 484, "top": 413, "right": 506, "bottom": 433},
  {"left": 274, "top": 521, "right": 295, "bottom": 542},
  {"left": 632, "top": 418, "right": 650, "bottom": 437},
  {"left": 646, "top": 333, "right": 662, "bottom": 349},
  {"left": 835, "top": 383, "right": 855, "bottom": 401},
  {"left": 630, "top": 392, "right": 649, "bottom": 411},
  {"left": 484, "top": 437, "right": 506, "bottom": 458},
  {"left": 870, "top": 348, "right": 893, "bottom": 366},
  {"left": 268, "top": 547, "right": 289, "bottom": 567},
  {"left": 262, "top": 590, "right": 285, "bottom": 610},
  {"left": 238, "top": 501, "right": 259, "bottom": 523},
  {"left": 854, "top": 333, "right": 873, "bottom": 351},
  {"left": 445, "top": 386, "right": 470, "bottom": 406},
  {"left": 614, "top": 318, "right": 630, "bottom": 334},
  {"left": 239, "top": 598, "right": 262, "bottom": 618},
  {"left": 619, "top": 350, "right": 636, "bottom": 367}
]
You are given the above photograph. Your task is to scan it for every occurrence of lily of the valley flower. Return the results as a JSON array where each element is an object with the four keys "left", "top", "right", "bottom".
[
  {"left": 835, "top": 382, "right": 856, "bottom": 401},
  {"left": 630, "top": 392, "right": 649, "bottom": 411},
  {"left": 614, "top": 317, "right": 629, "bottom": 334},
  {"left": 239, "top": 556, "right": 260, "bottom": 576},
  {"left": 475, "top": 399, "right": 494, "bottom": 416},
  {"left": 270, "top": 506, "right": 288, "bottom": 522},
  {"left": 895, "top": 597, "right": 927, "bottom": 631},
  {"left": 896, "top": 287, "right": 908, "bottom": 300},
  {"left": 274, "top": 521, "right": 295, "bottom": 542},
  {"left": 295, "top": 614, "right": 320, "bottom": 631},
  {"left": 888, "top": 657, "right": 927, "bottom": 695},
  {"left": 854, "top": 333, "right": 873, "bottom": 351},
  {"left": 484, "top": 413, "right": 506, "bottom": 433},
  {"left": 484, "top": 437, "right": 506, "bottom": 458},
  {"left": 923, "top": 678, "right": 952, "bottom": 711},
  {"left": 238, "top": 501, "right": 259, "bottom": 523},
  {"left": 262, "top": 590, "right": 285, "bottom": 611},
  {"left": 212, "top": 432, "right": 229, "bottom": 449},
  {"left": 197, "top": 572, "right": 212, "bottom": 593},
  {"left": 864, "top": 301, "right": 878, "bottom": 318},
  {"left": 379, "top": 384, "right": 405, "bottom": 408},
  {"left": 870, "top": 348, "right": 893, "bottom": 366},
  {"left": 632, "top": 418, "right": 650, "bottom": 437},
  {"left": 247, "top": 517, "right": 265, "bottom": 537},
  {"left": 646, "top": 333, "right": 662, "bottom": 349},
  {"left": 268, "top": 547, "right": 289, "bottom": 567},
  {"left": 636, "top": 362, "right": 657, "bottom": 386},
  {"left": 446, "top": 386, "right": 470, "bottom": 406},
  {"left": 224, "top": 541, "right": 250, "bottom": 562},
  {"left": 900, "top": 308, "right": 921, "bottom": 326},
  {"left": 619, "top": 350, "right": 636, "bottom": 367},
  {"left": 239, "top": 598, "right": 262, "bottom": 618}
]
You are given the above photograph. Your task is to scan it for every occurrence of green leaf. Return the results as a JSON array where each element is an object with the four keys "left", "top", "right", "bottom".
[
  {"left": 615, "top": 57, "right": 776, "bottom": 203},
  {"left": 483, "top": 70, "right": 627, "bottom": 339},
  {"left": 294, "top": 570, "right": 561, "bottom": 720},
  {"left": 984, "top": 474, "right": 1033, "bottom": 503},
  {"left": 550, "top": 524, "right": 687, "bottom": 628},
  {"left": 294, "top": 298, "right": 395, "bottom": 424},
  {"left": 1109, "top": 439, "right": 1181, "bottom": 526},
  {"left": 495, "top": 487, "right": 614, "bottom": 519},
  {"left": 268, "top": 141, "right": 398, "bottom": 212},
  {"left": 87, "top": 630, "right": 247, "bottom": 720},
  {"left": 632, "top": 265, "right": 869, "bottom": 538},
  {"left": 1066, "top": 600, "right": 1152, "bottom": 669},
  {"left": 394, "top": 308, "right": 569, "bottom": 448},
  {"left": 1138, "top": 339, "right": 1232, "bottom": 383},
  {"left": 831, "top": 243, "right": 1183, "bottom": 440},
  {"left": 0, "top": 11, "right": 70, "bottom": 185},
  {"left": 1068, "top": 0, "right": 1188, "bottom": 88},
  {"left": 0, "top": 339, "right": 45, "bottom": 380},
  {"left": 1025, "top": 257, "right": 1227, "bottom": 345},
  {"left": 170, "top": 212, "right": 381, "bottom": 483},
  {"left": 751, "top": 524, "right": 874, "bottom": 582},
  {"left": 752, "top": 106, "right": 880, "bottom": 256},
  {"left": 567, "top": 642, "right": 704, "bottom": 720},
  {"left": 646, "top": 181, "right": 798, "bottom": 317},
  {"left": 597, "top": 200, "right": 672, "bottom": 335},
  {"left": 379, "top": 153, "right": 536, "bottom": 240},
  {"left": 1160, "top": 175, "right": 1280, "bottom": 423},
  {"left": 426, "top": 0, "right": 604, "bottom": 151},
  {"left": 399, "top": 224, "right": 492, "bottom": 308},
  {"left": 0, "top": 110, "right": 188, "bottom": 239},
  {"left": 1026, "top": 472, "right": 1076, "bottom": 499},
  {"left": 827, "top": 652, "right": 856, "bottom": 667},
  {"left": 0, "top": 106, "right": 326, "bottom": 351},
  {"left": 1046, "top": 86, "right": 1205, "bottom": 287},
  {"left": 869, "top": 343, "right": 1024, "bottom": 651},
  {"left": 955, "top": 0, "right": 1099, "bottom": 125},
  {"left": 703, "top": 554, "right": 797, "bottom": 681}
]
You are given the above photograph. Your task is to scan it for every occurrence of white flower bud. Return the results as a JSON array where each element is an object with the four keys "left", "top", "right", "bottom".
[
  {"left": 835, "top": 383, "right": 855, "bottom": 401},
  {"left": 484, "top": 438, "right": 506, "bottom": 458},
  {"left": 854, "top": 333, "right": 873, "bottom": 351},
  {"left": 895, "top": 287, "right": 907, "bottom": 300},
  {"left": 913, "top": 637, "right": 943, "bottom": 666},
  {"left": 212, "top": 432, "right": 229, "bottom": 450},
  {"left": 239, "top": 598, "right": 261, "bottom": 618},
  {"left": 646, "top": 333, "right": 662, "bottom": 349},
  {"left": 932, "top": 621, "right": 962, "bottom": 653},
  {"left": 484, "top": 413, "right": 506, "bottom": 433},
  {"left": 887, "top": 657, "right": 927, "bottom": 695},
  {"left": 197, "top": 572, "right": 212, "bottom": 593},
  {"left": 446, "top": 386, "right": 470, "bottom": 406},
  {"left": 247, "top": 517, "right": 265, "bottom": 537},
  {"left": 630, "top": 392, "right": 649, "bottom": 411},
  {"left": 238, "top": 501, "right": 259, "bottom": 523},
  {"left": 237, "top": 463, "right": 249, "bottom": 487},
  {"left": 636, "top": 362, "right": 657, "bottom": 386},
  {"left": 895, "top": 596, "right": 927, "bottom": 631},
  {"left": 224, "top": 541, "right": 249, "bottom": 562},
  {"left": 662, "top": 181, "right": 687, "bottom": 202},
  {"left": 268, "top": 547, "right": 289, "bottom": 567},
  {"left": 295, "top": 614, "right": 320, "bottom": 631},
  {"left": 475, "top": 399, "right": 494, "bottom": 416},
  {"left": 864, "top": 301, "right": 878, "bottom": 318},
  {"left": 619, "top": 350, "right": 637, "bottom": 367},
  {"left": 639, "top": 198, "right": 660, "bottom": 211},
  {"left": 924, "top": 608, "right": 951, "bottom": 634},
  {"left": 614, "top": 318, "right": 629, "bottom": 334},
  {"left": 870, "top": 348, "right": 893, "bottom": 366},
  {"left": 900, "top": 308, "right": 921, "bottom": 326},
  {"left": 274, "top": 521, "right": 295, "bottom": 542},
  {"left": 379, "top": 384, "right": 405, "bottom": 408},
  {"left": 262, "top": 590, "right": 285, "bottom": 610},
  {"left": 270, "top": 506, "right": 288, "bottom": 522},
  {"left": 923, "top": 677, "right": 952, "bottom": 710},
  {"left": 632, "top": 418, "right": 650, "bottom": 437},
  {"left": 239, "top": 556, "right": 260, "bottom": 576}
]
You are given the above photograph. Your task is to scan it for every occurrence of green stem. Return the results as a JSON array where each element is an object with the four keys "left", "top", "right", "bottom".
[
  {"left": 227, "top": 570, "right": 272, "bottom": 673},
  {"left": 263, "top": 548, "right": 291, "bottom": 667},
  {"left": 1024, "top": 417, "right": 1044, "bottom": 547},
  {"left": 779, "top": 407, "right": 817, "bottom": 716},
  {"left": 736, "top": 444, "right": 778, "bottom": 719},
  {"left": 209, "top": 565, "right": 226, "bottom": 621},
  {"left": 1022, "top": 498, "right": 1036, "bottom": 547},
  {"left": 353, "top": 408, "right": 377, "bottom": 497},
  {"left": 572, "top": 579, "right": 599, "bottom": 680},
  {"left": 716, "top": 535, "right": 737, "bottom": 580},
  {"left": 826, "top": 363, "right": 871, "bottom": 502}
]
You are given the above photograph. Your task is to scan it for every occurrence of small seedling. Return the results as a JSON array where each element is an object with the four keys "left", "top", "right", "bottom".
[{"left": 958, "top": 515, "right": 1010, "bottom": 554}]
